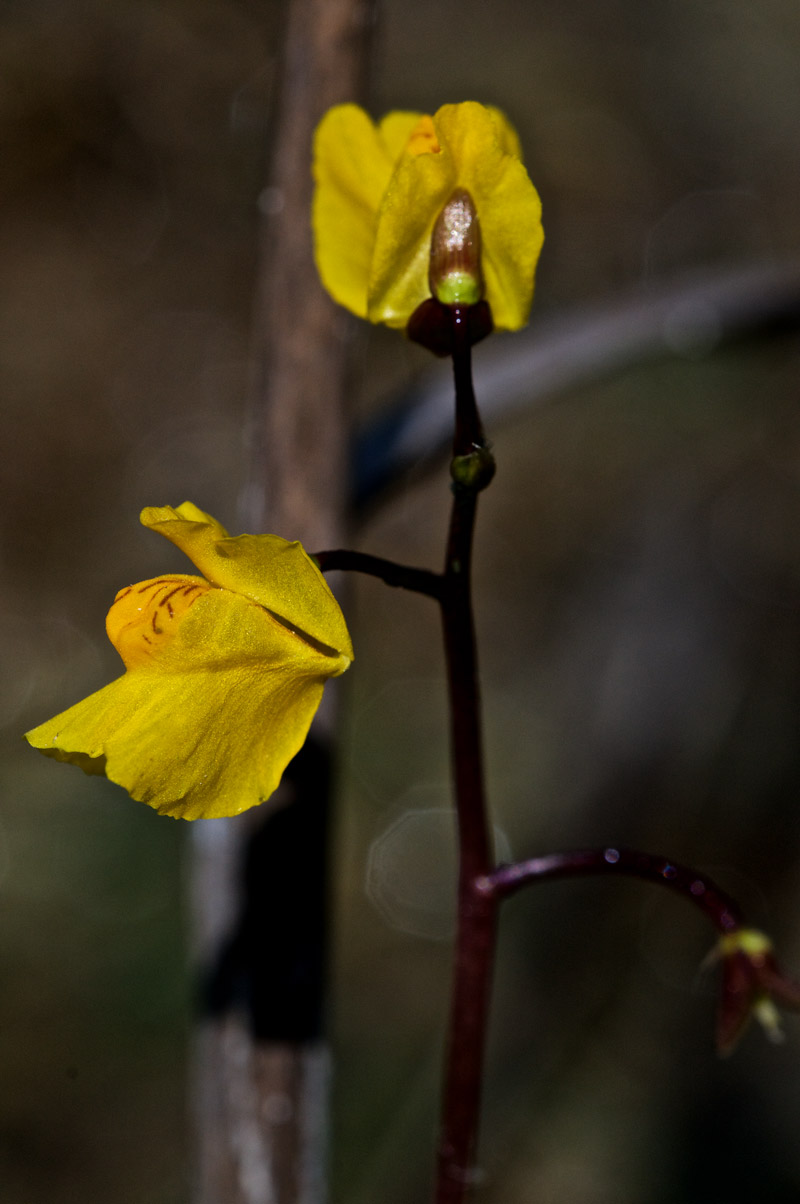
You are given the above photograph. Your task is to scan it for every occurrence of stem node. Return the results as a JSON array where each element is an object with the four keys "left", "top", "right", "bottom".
[{"left": 450, "top": 446, "right": 496, "bottom": 491}]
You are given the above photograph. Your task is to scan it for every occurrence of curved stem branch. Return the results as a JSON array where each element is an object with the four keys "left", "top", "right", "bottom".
[
  {"left": 478, "top": 846, "right": 743, "bottom": 933},
  {"left": 313, "top": 549, "right": 442, "bottom": 598}
]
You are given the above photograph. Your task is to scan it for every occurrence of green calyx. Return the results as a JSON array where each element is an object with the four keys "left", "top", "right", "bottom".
[{"left": 433, "top": 271, "right": 483, "bottom": 307}]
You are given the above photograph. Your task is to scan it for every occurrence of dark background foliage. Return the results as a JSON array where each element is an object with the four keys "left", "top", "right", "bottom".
[{"left": 3, "top": 0, "right": 800, "bottom": 1200}]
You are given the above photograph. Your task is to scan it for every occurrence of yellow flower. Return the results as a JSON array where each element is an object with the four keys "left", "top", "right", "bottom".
[
  {"left": 312, "top": 101, "right": 543, "bottom": 332},
  {"left": 25, "top": 503, "right": 353, "bottom": 820}
]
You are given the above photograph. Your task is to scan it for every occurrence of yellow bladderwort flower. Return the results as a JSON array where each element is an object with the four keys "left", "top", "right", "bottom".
[
  {"left": 25, "top": 503, "right": 353, "bottom": 820},
  {"left": 312, "top": 101, "right": 543, "bottom": 336}
]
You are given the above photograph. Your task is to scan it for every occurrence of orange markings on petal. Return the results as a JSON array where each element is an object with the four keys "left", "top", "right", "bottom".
[
  {"left": 106, "top": 574, "right": 213, "bottom": 670},
  {"left": 405, "top": 114, "right": 441, "bottom": 156}
]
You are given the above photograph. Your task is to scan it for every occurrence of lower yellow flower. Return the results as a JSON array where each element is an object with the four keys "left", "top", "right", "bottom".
[
  {"left": 25, "top": 503, "right": 353, "bottom": 820},
  {"left": 312, "top": 101, "right": 543, "bottom": 333}
]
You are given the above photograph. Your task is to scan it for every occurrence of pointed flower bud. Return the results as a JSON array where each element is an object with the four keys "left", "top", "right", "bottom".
[
  {"left": 709, "top": 927, "right": 800, "bottom": 1055},
  {"left": 429, "top": 188, "right": 483, "bottom": 307}
]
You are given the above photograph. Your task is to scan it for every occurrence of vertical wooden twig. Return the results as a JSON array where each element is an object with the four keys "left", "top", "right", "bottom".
[{"left": 191, "top": 1, "right": 373, "bottom": 1201}]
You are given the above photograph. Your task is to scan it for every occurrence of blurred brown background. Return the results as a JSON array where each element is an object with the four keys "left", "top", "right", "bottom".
[{"left": 4, "top": 0, "right": 800, "bottom": 1201}]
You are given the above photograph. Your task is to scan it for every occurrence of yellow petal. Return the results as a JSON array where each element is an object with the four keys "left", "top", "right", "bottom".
[
  {"left": 486, "top": 106, "right": 524, "bottom": 160},
  {"left": 367, "top": 128, "right": 456, "bottom": 327},
  {"left": 377, "top": 110, "right": 425, "bottom": 160},
  {"left": 367, "top": 102, "right": 543, "bottom": 331},
  {"left": 312, "top": 104, "right": 399, "bottom": 318},
  {"left": 140, "top": 503, "right": 353, "bottom": 662},
  {"left": 26, "top": 586, "right": 346, "bottom": 819},
  {"left": 433, "top": 103, "right": 543, "bottom": 331}
]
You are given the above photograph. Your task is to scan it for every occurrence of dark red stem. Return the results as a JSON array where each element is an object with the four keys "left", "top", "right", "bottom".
[
  {"left": 434, "top": 310, "right": 497, "bottom": 1204},
  {"left": 313, "top": 549, "right": 442, "bottom": 599},
  {"left": 450, "top": 309, "right": 487, "bottom": 457},
  {"left": 478, "top": 846, "right": 743, "bottom": 934}
]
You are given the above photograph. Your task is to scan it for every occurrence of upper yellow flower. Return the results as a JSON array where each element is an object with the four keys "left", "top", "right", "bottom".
[
  {"left": 25, "top": 503, "right": 353, "bottom": 820},
  {"left": 312, "top": 101, "right": 543, "bottom": 332}
]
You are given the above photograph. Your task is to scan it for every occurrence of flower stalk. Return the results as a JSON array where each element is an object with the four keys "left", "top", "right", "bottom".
[
  {"left": 434, "top": 309, "right": 497, "bottom": 1204},
  {"left": 315, "top": 309, "right": 499, "bottom": 1202},
  {"left": 312, "top": 549, "right": 442, "bottom": 599}
]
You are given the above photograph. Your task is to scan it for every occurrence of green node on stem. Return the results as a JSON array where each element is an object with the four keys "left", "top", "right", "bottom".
[{"left": 450, "top": 446, "right": 496, "bottom": 492}]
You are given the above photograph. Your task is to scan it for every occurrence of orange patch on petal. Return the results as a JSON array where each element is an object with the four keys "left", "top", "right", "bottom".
[
  {"left": 106, "top": 575, "right": 213, "bottom": 669},
  {"left": 405, "top": 114, "right": 441, "bottom": 156}
]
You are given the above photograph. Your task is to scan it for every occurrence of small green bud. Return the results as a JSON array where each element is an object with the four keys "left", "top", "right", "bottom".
[
  {"left": 429, "top": 189, "right": 483, "bottom": 308},
  {"left": 450, "top": 445, "right": 496, "bottom": 492},
  {"left": 435, "top": 271, "right": 482, "bottom": 307}
]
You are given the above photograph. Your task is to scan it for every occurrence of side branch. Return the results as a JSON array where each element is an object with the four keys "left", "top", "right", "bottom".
[
  {"left": 314, "top": 549, "right": 442, "bottom": 598},
  {"left": 478, "top": 846, "right": 743, "bottom": 933},
  {"left": 477, "top": 846, "right": 800, "bottom": 1055}
]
